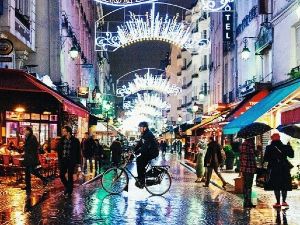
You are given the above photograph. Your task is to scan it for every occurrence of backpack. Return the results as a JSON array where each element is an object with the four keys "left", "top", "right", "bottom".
[{"left": 149, "top": 139, "right": 159, "bottom": 159}]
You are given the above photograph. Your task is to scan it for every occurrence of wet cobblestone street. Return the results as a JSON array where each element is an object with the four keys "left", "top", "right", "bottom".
[{"left": 1, "top": 154, "right": 300, "bottom": 225}]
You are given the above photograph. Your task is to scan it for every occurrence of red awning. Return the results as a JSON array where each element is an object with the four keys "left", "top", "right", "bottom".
[
  {"left": 227, "top": 89, "right": 269, "bottom": 120},
  {"left": 281, "top": 107, "right": 300, "bottom": 125},
  {"left": 0, "top": 69, "right": 89, "bottom": 118}
]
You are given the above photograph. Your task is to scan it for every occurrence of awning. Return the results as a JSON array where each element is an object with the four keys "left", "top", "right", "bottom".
[
  {"left": 226, "top": 89, "right": 269, "bottom": 121},
  {"left": 187, "top": 110, "right": 229, "bottom": 133},
  {"left": 0, "top": 69, "right": 89, "bottom": 118},
  {"left": 223, "top": 79, "right": 300, "bottom": 134}
]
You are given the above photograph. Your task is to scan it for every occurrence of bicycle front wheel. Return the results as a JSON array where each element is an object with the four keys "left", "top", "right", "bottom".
[
  {"left": 101, "top": 167, "right": 129, "bottom": 194},
  {"left": 145, "top": 169, "right": 172, "bottom": 196}
]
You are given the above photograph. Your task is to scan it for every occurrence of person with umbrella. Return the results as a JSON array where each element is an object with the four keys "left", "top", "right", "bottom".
[
  {"left": 263, "top": 133, "right": 294, "bottom": 208},
  {"left": 240, "top": 137, "right": 258, "bottom": 208}
]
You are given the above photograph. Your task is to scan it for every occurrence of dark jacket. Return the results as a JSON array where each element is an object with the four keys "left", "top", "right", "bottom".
[
  {"left": 81, "top": 137, "right": 95, "bottom": 158},
  {"left": 94, "top": 143, "right": 104, "bottom": 158},
  {"left": 134, "top": 129, "right": 158, "bottom": 159},
  {"left": 110, "top": 140, "right": 122, "bottom": 163},
  {"left": 204, "top": 141, "right": 223, "bottom": 167},
  {"left": 264, "top": 140, "right": 294, "bottom": 191},
  {"left": 57, "top": 136, "right": 81, "bottom": 167},
  {"left": 23, "top": 134, "right": 40, "bottom": 167}
]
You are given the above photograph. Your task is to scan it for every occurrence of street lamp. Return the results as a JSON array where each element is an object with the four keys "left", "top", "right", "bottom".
[
  {"left": 241, "top": 39, "right": 251, "bottom": 61},
  {"left": 69, "top": 45, "right": 79, "bottom": 59},
  {"left": 192, "top": 103, "right": 199, "bottom": 114}
]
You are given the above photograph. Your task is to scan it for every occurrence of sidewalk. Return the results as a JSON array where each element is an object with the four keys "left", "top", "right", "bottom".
[{"left": 180, "top": 159, "right": 300, "bottom": 207}]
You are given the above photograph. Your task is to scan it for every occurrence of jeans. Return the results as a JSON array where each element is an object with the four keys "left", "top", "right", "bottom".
[
  {"left": 82, "top": 157, "right": 93, "bottom": 173},
  {"left": 94, "top": 157, "right": 102, "bottom": 174},
  {"left": 59, "top": 160, "right": 75, "bottom": 194},
  {"left": 242, "top": 172, "right": 255, "bottom": 205},
  {"left": 25, "top": 166, "right": 47, "bottom": 192},
  {"left": 205, "top": 165, "right": 226, "bottom": 186}
]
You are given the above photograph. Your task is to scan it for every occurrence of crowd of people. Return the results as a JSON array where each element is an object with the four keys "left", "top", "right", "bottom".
[{"left": 185, "top": 134, "right": 295, "bottom": 209}]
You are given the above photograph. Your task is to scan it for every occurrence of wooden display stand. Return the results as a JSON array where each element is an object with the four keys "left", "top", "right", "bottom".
[{"left": 234, "top": 177, "right": 244, "bottom": 194}]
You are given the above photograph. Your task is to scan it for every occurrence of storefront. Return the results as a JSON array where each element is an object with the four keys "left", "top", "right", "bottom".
[
  {"left": 223, "top": 78, "right": 300, "bottom": 176},
  {"left": 0, "top": 69, "right": 89, "bottom": 147}
]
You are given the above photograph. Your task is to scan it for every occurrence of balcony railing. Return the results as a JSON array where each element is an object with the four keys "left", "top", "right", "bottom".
[
  {"left": 181, "top": 101, "right": 193, "bottom": 108},
  {"left": 15, "top": 9, "right": 30, "bottom": 29}
]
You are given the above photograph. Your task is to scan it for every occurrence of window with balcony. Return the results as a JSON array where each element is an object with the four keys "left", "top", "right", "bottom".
[{"left": 15, "top": 0, "right": 30, "bottom": 29}]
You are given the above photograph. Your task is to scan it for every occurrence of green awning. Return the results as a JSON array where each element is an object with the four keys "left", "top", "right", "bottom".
[{"left": 223, "top": 79, "right": 300, "bottom": 134}]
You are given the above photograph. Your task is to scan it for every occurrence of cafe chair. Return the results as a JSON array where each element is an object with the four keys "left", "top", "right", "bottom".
[{"left": 12, "top": 155, "right": 25, "bottom": 182}]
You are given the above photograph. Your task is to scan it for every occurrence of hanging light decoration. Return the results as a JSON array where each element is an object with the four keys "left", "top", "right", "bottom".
[
  {"left": 96, "top": 6, "right": 197, "bottom": 52},
  {"left": 124, "top": 93, "right": 170, "bottom": 110},
  {"left": 94, "top": 0, "right": 157, "bottom": 7},
  {"left": 201, "top": 0, "right": 234, "bottom": 12},
  {"left": 117, "top": 71, "right": 182, "bottom": 97}
]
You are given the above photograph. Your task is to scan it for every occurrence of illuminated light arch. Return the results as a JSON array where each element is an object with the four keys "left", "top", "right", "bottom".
[
  {"left": 95, "top": 3, "right": 205, "bottom": 52},
  {"left": 116, "top": 71, "right": 182, "bottom": 97},
  {"left": 124, "top": 93, "right": 170, "bottom": 110},
  {"left": 95, "top": 0, "right": 157, "bottom": 7}
]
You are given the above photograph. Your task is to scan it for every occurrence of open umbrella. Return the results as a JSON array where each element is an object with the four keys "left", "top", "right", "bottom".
[
  {"left": 237, "top": 122, "right": 272, "bottom": 139},
  {"left": 277, "top": 124, "right": 300, "bottom": 139}
]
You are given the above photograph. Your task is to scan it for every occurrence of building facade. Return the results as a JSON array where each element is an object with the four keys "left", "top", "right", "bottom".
[{"left": 166, "top": 1, "right": 211, "bottom": 125}]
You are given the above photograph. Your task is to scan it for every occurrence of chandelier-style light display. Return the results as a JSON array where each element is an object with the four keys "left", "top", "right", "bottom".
[
  {"left": 124, "top": 93, "right": 170, "bottom": 110},
  {"left": 125, "top": 105, "right": 162, "bottom": 117},
  {"left": 201, "top": 0, "right": 234, "bottom": 11},
  {"left": 96, "top": 6, "right": 196, "bottom": 52},
  {"left": 94, "top": 0, "right": 157, "bottom": 6},
  {"left": 116, "top": 72, "right": 182, "bottom": 97}
]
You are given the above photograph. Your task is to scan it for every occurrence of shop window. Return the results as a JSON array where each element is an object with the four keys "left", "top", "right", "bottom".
[{"left": 31, "top": 113, "right": 40, "bottom": 120}]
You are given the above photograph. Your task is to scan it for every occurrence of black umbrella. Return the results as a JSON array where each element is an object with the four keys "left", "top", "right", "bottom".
[
  {"left": 237, "top": 122, "right": 272, "bottom": 139},
  {"left": 277, "top": 124, "right": 300, "bottom": 139}
]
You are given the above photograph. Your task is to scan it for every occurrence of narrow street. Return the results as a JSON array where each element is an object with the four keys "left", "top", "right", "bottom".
[{"left": 0, "top": 154, "right": 299, "bottom": 225}]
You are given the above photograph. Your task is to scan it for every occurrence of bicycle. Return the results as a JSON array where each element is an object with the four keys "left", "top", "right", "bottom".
[{"left": 101, "top": 151, "right": 172, "bottom": 196}]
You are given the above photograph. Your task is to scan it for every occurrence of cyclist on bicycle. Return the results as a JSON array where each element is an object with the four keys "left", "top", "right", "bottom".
[{"left": 134, "top": 121, "right": 159, "bottom": 188}]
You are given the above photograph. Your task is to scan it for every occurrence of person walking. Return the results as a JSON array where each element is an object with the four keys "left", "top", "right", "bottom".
[
  {"left": 57, "top": 126, "right": 81, "bottom": 197},
  {"left": 22, "top": 126, "right": 48, "bottom": 195},
  {"left": 264, "top": 133, "right": 294, "bottom": 208},
  {"left": 240, "top": 137, "right": 257, "bottom": 208},
  {"left": 161, "top": 140, "right": 167, "bottom": 157},
  {"left": 110, "top": 138, "right": 123, "bottom": 165},
  {"left": 203, "top": 137, "right": 227, "bottom": 189},
  {"left": 195, "top": 138, "right": 207, "bottom": 183},
  {"left": 81, "top": 132, "right": 95, "bottom": 174},
  {"left": 94, "top": 139, "right": 104, "bottom": 175}
]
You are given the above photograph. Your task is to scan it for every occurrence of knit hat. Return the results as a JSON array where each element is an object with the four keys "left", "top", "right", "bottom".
[{"left": 271, "top": 133, "right": 280, "bottom": 141}]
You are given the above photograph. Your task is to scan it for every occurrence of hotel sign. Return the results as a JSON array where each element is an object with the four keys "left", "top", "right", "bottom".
[{"left": 223, "top": 5, "right": 233, "bottom": 42}]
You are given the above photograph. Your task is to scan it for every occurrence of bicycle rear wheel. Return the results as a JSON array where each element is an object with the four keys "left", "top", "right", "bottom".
[
  {"left": 101, "top": 167, "right": 129, "bottom": 194},
  {"left": 144, "top": 169, "right": 171, "bottom": 196}
]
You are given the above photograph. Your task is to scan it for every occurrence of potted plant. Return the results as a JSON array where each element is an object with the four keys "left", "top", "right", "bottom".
[{"left": 224, "top": 145, "right": 235, "bottom": 170}]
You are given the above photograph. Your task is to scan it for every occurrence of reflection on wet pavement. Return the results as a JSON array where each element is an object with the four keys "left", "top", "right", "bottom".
[{"left": 1, "top": 154, "right": 300, "bottom": 225}]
